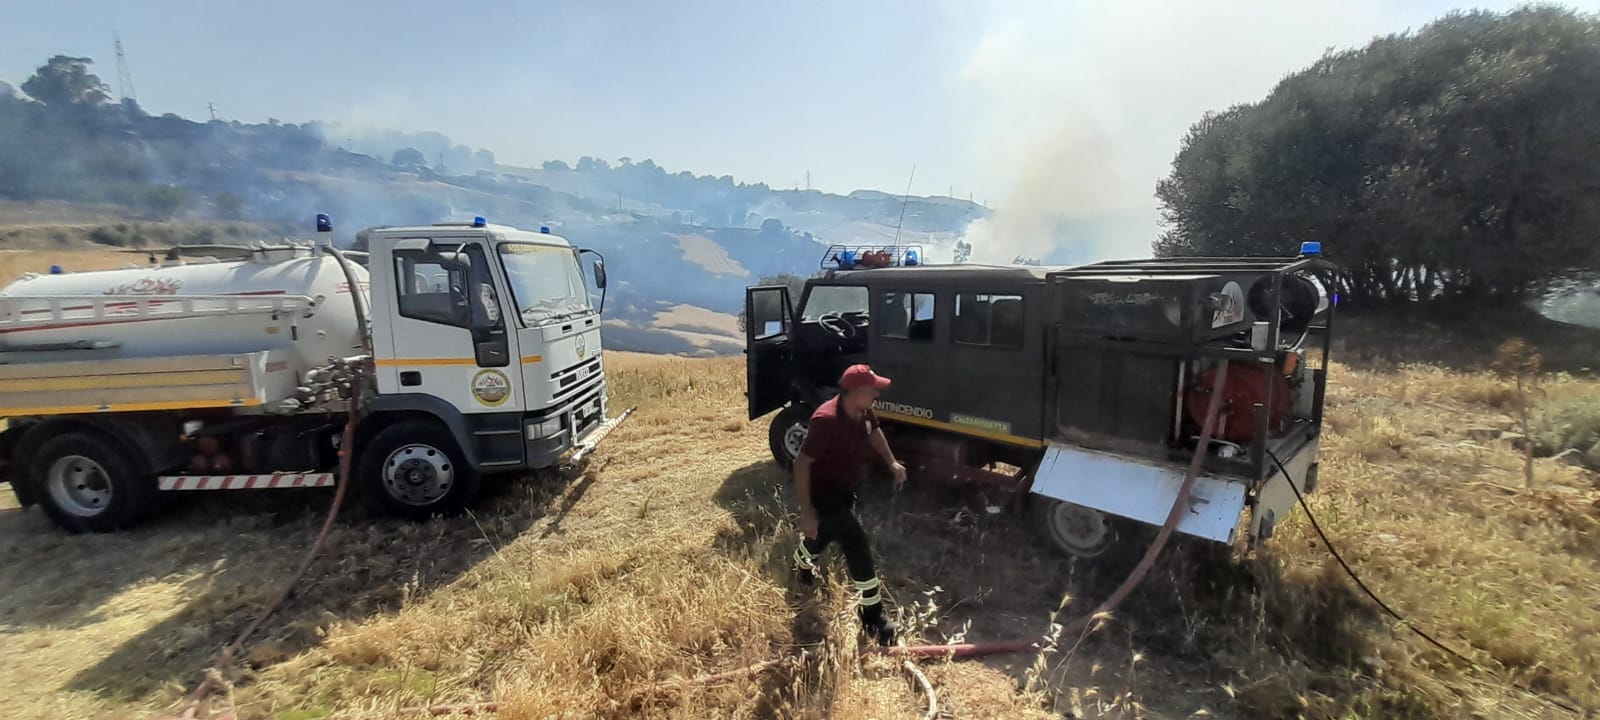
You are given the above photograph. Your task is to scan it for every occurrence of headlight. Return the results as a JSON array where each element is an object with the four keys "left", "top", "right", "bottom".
[{"left": 526, "top": 416, "right": 563, "bottom": 439}]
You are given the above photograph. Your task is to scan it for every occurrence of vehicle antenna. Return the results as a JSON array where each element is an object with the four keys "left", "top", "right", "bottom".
[{"left": 892, "top": 163, "right": 916, "bottom": 260}]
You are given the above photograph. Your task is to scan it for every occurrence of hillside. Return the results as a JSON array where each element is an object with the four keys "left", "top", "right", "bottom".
[
  {"left": 0, "top": 68, "right": 1006, "bottom": 346},
  {"left": 2, "top": 336, "right": 1598, "bottom": 719}
]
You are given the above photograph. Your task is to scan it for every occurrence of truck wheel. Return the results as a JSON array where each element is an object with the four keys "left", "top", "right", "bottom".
[
  {"left": 1028, "top": 496, "right": 1125, "bottom": 559},
  {"left": 29, "top": 432, "right": 154, "bottom": 533},
  {"left": 360, "top": 420, "right": 480, "bottom": 521},
  {"left": 768, "top": 404, "right": 811, "bottom": 470}
]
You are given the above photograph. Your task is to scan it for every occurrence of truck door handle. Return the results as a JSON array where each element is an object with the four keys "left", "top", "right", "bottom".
[{"left": 401, "top": 371, "right": 422, "bottom": 387}]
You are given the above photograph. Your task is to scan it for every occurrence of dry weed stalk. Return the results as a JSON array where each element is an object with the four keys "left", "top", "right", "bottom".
[{"left": 1492, "top": 338, "right": 1545, "bottom": 489}]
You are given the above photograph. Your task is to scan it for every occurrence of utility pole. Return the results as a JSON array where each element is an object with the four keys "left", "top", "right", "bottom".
[
  {"left": 806, "top": 170, "right": 811, "bottom": 191},
  {"left": 207, "top": 102, "right": 217, "bottom": 121}
]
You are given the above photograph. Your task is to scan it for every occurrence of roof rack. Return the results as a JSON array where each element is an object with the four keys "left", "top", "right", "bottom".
[
  {"left": 1053, "top": 254, "right": 1336, "bottom": 278},
  {"left": 821, "top": 244, "right": 926, "bottom": 271}
]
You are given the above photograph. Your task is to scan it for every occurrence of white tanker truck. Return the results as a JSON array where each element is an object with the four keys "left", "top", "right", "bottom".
[{"left": 0, "top": 215, "right": 627, "bottom": 532}]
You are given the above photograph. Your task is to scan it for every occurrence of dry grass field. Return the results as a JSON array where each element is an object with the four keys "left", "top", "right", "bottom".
[{"left": 2, "top": 336, "right": 1598, "bottom": 719}]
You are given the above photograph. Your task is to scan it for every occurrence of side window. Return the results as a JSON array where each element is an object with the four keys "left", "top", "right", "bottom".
[
  {"left": 880, "top": 290, "right": 936, "bottom": 341},
  {"left": 394, "top": 253, "right": 464, "bottom": 326},
  {"left": 953, "top": 292, "right": 1017, "bottom": 348},
  {"left": 954, "top": 293, "right": 1024, "bottom": 348},
  {"left": 393, "top": 244, "right": 501, "bottom": 329}
]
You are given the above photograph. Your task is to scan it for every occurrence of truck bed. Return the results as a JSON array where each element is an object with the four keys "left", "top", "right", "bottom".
[{"left": 0, "top": 351, "right": 299, "bottom": 417}]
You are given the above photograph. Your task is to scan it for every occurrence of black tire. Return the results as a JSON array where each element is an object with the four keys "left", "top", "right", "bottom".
[
  {"left": 359, "top": 420, "right": 480, "bottom": 521},
  {"left": 1027, "top": 496, "right": 1143, "bottom": 561},
  {"left": 768, "top": 404, "right": 812, "bottom": 470},
  {"left": 28, "top": 431, "right": 155, "bottom": 533}
]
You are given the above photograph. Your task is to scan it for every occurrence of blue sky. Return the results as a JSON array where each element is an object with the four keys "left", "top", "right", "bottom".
[{"left": 3, "top": 0, "right": 1596, "bottom": 245}]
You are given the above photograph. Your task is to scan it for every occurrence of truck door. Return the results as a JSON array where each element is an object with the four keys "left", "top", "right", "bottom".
[
  {"left": 942, "top": 288, "right": 1048, "bottom": 442},
  {"left": 381, "top": 239, "right": 519, "bottom": 414},
  {"left": 745, "top": 285, "right": 793, "bottom": 420},
  {"left": 866, "top": 287, "right": 946, "bottom": 425}
]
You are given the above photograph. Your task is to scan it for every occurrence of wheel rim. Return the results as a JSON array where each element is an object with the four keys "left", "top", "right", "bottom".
[
  {"left": 46, "top": 455, "right": 113, "bottom": 518},
  {"left": 782, "top": 421, "right": 809, "bottom": 461},
  {"left": 382, "top": 443, "right": 454, "bottom": 507},
  {"left": 1045, "top": 501, "right": 1113, "bottom": 558}
]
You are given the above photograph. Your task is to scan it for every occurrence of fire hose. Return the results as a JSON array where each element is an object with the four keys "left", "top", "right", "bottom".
[
  {"left": 618, "top": 361, "right": 1236, "bottom": 703},
  {"left": 170, "top": 371, "right": 364, "bottom": 720},
  {"left": 877, "top": 361, "right": 1227, "bottom": 658},
  {"left": 397, "top": 364, "right": 1234, "bottom": 718}
]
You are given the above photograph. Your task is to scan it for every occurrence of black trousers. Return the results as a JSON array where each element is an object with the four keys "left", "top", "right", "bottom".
[
  {"left": 795, "top": 493, "right": 885, "bottom": 619},
  {"left": 801, "top": 498, "right": 877, "bottom": 582}
]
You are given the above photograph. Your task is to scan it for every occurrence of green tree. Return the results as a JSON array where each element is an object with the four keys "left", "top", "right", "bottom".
[
  {"left": 391, "top": 147, "right": 426, "bottom": 168},
  {"left": 1155, "top": 7, "right": 1600, "bottom": 307},
  {"left": 21, "top": 56, "right": 110, "bottom": 107}
]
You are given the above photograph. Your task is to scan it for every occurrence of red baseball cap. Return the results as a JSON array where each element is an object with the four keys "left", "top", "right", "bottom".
[{"left": 840, "top": 364, "right": 892, "bottom": 391}]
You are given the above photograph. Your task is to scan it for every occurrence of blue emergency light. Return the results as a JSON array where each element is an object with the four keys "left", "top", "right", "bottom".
[
  {"left": 316, "top": 213, "right": 333, "bottom": 233},
  {"left": 904, "top": 248, "right": 919, "bottom": 266},
  {"left": 539, "top": 226, "right": 550, "bottom": 234},
  {"left": 49, "top": 264, "right": 63, "bottom": 274},
  {"left": 1300, "top": 241, "right": 1322, "bottom": 256},
  {"left": 472, "top": 216, "right": 487, "bottom": 228}
]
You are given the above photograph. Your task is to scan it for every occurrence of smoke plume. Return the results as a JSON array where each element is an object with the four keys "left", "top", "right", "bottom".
[{"left": 951, "top": 0, "right": 1418, "bottom": 265}]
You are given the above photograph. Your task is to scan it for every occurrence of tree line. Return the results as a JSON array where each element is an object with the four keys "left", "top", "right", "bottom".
[{"left": 1156, "top": 6, "right": 1600, "bottom": 308}]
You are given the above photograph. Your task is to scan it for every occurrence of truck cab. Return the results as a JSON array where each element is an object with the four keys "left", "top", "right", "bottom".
[
  {"left": 747, "top": 260, "right": 1051, "bottom": 471},
  {"left": 363, "top": 221, "right": 611, "bottom": 476}
]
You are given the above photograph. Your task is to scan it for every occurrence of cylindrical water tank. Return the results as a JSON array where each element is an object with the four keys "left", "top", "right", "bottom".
[{"left": 1, "top": 248, "right": 369, "bottom": 376}]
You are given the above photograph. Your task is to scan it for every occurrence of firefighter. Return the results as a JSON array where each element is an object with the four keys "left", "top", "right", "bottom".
[{"left": 791, "top": 364, "right": 907, "bottom": 646}]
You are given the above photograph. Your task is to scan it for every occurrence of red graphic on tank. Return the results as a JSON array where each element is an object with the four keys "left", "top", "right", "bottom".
[{"left": 104, "top": 277, "right": 183, "bottom": 295}]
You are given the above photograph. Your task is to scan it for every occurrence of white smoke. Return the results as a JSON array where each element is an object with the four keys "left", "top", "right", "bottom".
[{"left": 950, "top": 0, "right": 1444, "bottom": 265}]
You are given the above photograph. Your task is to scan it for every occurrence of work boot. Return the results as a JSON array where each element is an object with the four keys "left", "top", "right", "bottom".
[
  {"left": 795, "top": 565, "right": 816, "bottom": 587},
  {"left": 858, "top": 603, "right": 897, "bottom": 647}
]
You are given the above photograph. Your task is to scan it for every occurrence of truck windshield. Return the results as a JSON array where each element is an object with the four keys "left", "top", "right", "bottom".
[
  {"left": 800, "top": 284, "right": 869, "bottom": 321},
  {"left": 497, "top": 242, "right": 592, "bottom": 326}
]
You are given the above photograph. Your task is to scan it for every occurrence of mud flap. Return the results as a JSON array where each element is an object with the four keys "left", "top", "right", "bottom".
[
  {"left": 1248, "top": 439, "right": 1319, "bottom": 546},
  {"left": 1030, "top": 442, "right": 1248, "bottom": 544},
  {"left": 570, "top": 406, "right": 636, "bottom": 465}
]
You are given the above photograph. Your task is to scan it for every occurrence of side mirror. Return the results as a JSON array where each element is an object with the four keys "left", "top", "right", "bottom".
[{"left": 592, "top": 259, "right": 608, "bottom": 289}]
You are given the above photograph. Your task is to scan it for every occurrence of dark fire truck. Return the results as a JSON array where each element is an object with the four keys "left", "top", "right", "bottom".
[{"left": 744, "top": 243, "right": 1338, "bottom": 558}]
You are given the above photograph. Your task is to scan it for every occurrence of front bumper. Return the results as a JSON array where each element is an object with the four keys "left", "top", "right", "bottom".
[{"left": 524, "top": 382, "right": 610, "bottom": 468}]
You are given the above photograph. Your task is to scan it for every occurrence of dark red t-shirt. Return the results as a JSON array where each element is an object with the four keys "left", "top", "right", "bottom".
[{"left": 799, "top": 396, "right": 881, "bottom": 497}]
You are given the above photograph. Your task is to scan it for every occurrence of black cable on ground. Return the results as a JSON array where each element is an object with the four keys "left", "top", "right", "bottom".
[{"left": 1267, "top": 451, "right": 1583, "bottom": 716}]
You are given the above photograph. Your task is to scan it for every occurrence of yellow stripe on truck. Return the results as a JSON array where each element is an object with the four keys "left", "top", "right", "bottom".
[
  {"left": 6, "top": 370, "right": 244, "bottom": 393},
  {"left": 373, "top": 358, "right": 477, "bottom": 367},
  {"left": 874, "top": 410, "right": 1047, "bottom": 448},
  {"left": 376, "top": 357, "right": 545, "bottom": 366},
  {"left": 1, "top": 397, "right": 263, "bottom": 416}
]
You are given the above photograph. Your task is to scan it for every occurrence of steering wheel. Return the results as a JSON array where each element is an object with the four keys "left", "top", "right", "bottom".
[{"left": 817, "top": 312, "right": 857, "bottom": 339}]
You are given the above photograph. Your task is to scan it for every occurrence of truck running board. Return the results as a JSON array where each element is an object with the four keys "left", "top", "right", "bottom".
[
  {"left": 158, "top": 473, "right": 336, "bottom": 491},
  {"left": 569, "top": 406, "right": 637, "bottom": 465}
]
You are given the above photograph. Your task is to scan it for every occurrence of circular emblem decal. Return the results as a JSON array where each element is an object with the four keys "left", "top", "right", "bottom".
[
  {"left": 471, "top": 369, "right": 511, "bottom": 407},
  {"left": 575, "top": 335, "right": 588, "bottom": 360}
]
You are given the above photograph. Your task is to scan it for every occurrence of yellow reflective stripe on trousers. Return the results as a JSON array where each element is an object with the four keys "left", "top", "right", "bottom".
[{"left": 854, "top": 577, "right": 882, "bottom": 606}]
